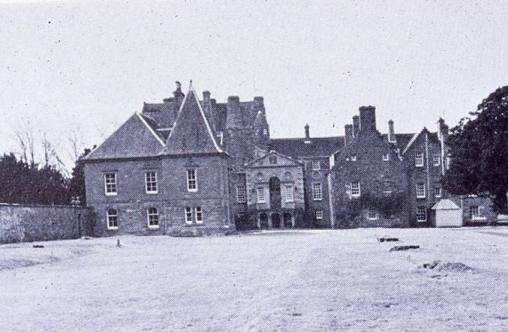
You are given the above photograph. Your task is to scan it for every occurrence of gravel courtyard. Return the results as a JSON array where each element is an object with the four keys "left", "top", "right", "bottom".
[{"left": 1, "top": 228, "right": 508, "bottom": 332}]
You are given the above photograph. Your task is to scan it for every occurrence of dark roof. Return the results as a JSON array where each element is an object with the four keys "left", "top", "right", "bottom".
[
  {"left": 83, "top": 113, "right": 165, "bottom": 160},
  {"left": 381, "top": 133, "right": 415, "bottom": 151},
  {"left": 162, "top": 88, "right": 223, "bottom": 155},
  {"left": 269, "top": 136, "right": 344, "bottom": 158}
]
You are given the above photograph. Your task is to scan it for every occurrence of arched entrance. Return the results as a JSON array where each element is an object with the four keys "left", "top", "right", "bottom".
[
  {"left": 271, "top": 213, "right": 281, "bottom": 228},
  {"left": 269, "top": 177, "right": 281, "bottom": 209},
  {"left": 259, "top": 213, "right": 269, "bottom": 229},
  {"left": 283, "top": 213, "right": 293, "bottom": 228}
]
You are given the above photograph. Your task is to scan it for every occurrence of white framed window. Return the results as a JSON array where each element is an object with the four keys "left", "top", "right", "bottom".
[
  {"left": 104, "top": 173, "right": 117, "bottom": 196},
  {"left": 195, "top": 207, "right": 203, "bottom": 224},
  {"left": 285, "top": 184, "right": 294, "bottom": 202},
  {"left": 312, "top": 182, "right": 322, "bottom": 201},
  {"left": 263, "top": 128, "right": 268, "bottom": 135},
  {"left": 383, "top": 153, "right": 389, "bottom": 161},
  {"left": 416, "top": 183, "right": 426, "bottom": 198},
  {"left": 236, "top": 185, "right": 247, "bottom": 203},
  {"left": 367, "top": 207, "right": 378, "bottom": 220},
  {"left": 312, "top": 161, "right": 321, "bottom": 170},
  {"left": 433, "top": 153, "right": 441, "bottom": 166},
  {"left": 147, "top": 207, "right": 159, "bottom": 229},
  {"left": 469, "top": 206, "right": 486, "bottom": 220},
  {"left": 434, "top": 186, "right": 442, "bottom": 198},
  {"left": 415, "top": 152, "right": 424, "bottom": 167},
  {"left": 145, "top": 171, "right": 158, "bottom": 194},
  {"left": 315, "top": 210, "right": 323, "bottom": 220},
  {"left": 416, "top": 206, "right": 427, "bottom": 222},
  {"left": 351, "top": 155, "right": 357, "bottom": 162},
  {"left": 106, "top": 208, "right": 118, "bottom": 230},
  {"left": 185, "top": 207, "right": 193, "bottom": 224},
  {"left": 351, "top": 181, "right": 361, "bottom": 197},
  {"left": 186, "top": 169, "right": 198, "bottom": 192},
  {"left": 256, "top": 187, "right": 265, "bottom": 203}
]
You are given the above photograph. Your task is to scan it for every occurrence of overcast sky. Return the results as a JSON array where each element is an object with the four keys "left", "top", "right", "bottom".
[{"left": 1, "top": 0, "right": 507, "bottom": 169}]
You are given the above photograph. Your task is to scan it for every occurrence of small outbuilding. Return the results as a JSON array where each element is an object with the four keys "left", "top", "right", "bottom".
[{"left": 432, "top": 199, "right": 462, "bottom": 227}]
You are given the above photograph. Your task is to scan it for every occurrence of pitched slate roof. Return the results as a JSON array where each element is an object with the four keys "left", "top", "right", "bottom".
[
  {"left": 401, "top": 128, "right": 440, "bottom": 154},
  {"left": 162, "top": 86, "right": 223, "bottom": 155},
  {"left": 432, "top": 199, "right": 461, "bottom": 210},
  {"left": 83, "top": 113, "right": 165, "bottom": 160},
  {"left": 269, "top": 136, "right": 344, "bottom": 158}
]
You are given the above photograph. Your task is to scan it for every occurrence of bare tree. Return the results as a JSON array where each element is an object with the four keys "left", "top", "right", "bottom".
[{"left": 15, "top": 122, "right": 35, "bottom": 166}]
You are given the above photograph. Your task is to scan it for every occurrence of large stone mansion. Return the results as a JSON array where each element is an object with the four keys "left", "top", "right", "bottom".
[{"left": 82, "top": 82, "right": 458, "bottom": 236}]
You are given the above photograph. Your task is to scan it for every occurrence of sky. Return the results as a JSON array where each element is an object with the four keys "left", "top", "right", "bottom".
[{"left": 1, "top": 0, "right": 507, "bottom": 170}]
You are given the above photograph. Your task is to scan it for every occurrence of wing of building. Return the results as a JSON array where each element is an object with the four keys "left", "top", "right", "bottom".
[{"left": 81, "top": 82, "right": 452, "bottom": 236}]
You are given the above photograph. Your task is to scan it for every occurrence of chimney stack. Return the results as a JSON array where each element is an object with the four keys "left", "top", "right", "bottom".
[
  {"left": 203, "top": 91, "right": 211, "bottom": 103},
  {"left": 352, "top": 116, "right": 360, "bottom": 136},
  {"left": 438, "top": 118, "right": 449, "bottom": 142},
  {"left": 359, "top": 106, "right": 376, "bottom": 132},
  {"left": 304, "top": 124, "right": 310, "bottom": 139},
  {"left": 345, "top": 124, "right": 353, "bottom": 146},
  {"left": 226, "top": 96, "right": 242, "bottom": 129},
  {"left": 388, "top": 119, "right": 396, "bottom": 143}
]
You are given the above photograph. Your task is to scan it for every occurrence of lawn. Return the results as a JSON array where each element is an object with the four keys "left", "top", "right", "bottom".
[{"left": 1, "top": 228, "right": 508, "bottom": 331}]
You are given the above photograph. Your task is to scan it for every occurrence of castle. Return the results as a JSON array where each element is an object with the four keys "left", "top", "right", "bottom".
[{"left": 82, "top": 82, "right": 453, "bottom": 235}]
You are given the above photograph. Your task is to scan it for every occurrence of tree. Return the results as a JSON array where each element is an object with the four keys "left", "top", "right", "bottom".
[
  {"left": 443, "top": 86, "right": 508, "bottom": 212},
  {"left": 68, "top": 148, "right": 92, "bottom": 206},
  {"left": 0, "top": 153, "right": 70, "bottom": 205}
]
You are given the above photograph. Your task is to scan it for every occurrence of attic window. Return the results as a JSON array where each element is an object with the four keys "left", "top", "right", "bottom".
[
  {"left": 351, "top": 155, "right": 357, "bottom": 162},
  {"left": 383, "top": 153, "right": 389, "bottom": 161},
  {"left": 269, "top": 156, "right": 277, "bottom": 165}
]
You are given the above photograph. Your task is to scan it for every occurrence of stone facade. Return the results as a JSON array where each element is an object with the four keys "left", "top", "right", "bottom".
[
  {"left": 82, "top": 82, "right": 453, "bottom": 234},
  {"left": 330, "top": 106, "right": 449, "bottom": 227}
]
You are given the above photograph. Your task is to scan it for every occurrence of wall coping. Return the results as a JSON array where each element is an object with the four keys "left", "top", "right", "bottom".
[{"left": 0, "top": 203, "right": 90, "bottom": 210}]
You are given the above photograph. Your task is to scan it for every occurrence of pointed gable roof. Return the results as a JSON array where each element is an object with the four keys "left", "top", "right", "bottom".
[
  {"left": 162, "top": 84, "right": 223, "bottom": 155},
  {"left": 83, "top": 113, "right": 165, "bottom": 161},
  {"left": 245, "top": 150, "right": 303, "bottom": 168}
]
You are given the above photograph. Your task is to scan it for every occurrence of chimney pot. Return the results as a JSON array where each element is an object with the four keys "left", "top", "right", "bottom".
[
  {"left": 345, "top": 124, "right": 353, "bottom": 146},
  {"left": 388, "top": 119, "right": 396, "bottom": 142},
  {"left": 304, "top": 124, "right": 310, "bottom": 139},
  {"left": 352, "top": 116, "right": 360, "bottom": 136}
]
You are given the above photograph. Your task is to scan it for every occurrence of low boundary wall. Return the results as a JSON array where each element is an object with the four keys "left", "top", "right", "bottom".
[{"left": 0, "top": 204, "right": 93, "bottom": 244}]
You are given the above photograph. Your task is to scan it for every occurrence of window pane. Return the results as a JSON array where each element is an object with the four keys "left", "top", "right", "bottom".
[{"left": 312, "top": 183, "right": 322, "bottom": 200}]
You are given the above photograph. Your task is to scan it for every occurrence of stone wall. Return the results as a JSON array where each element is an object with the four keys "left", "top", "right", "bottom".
[{"left": 0, "top": 204, "right": 92, "bottom": 244}]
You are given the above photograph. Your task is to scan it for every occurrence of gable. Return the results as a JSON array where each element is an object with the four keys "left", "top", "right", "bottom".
[
  {"left": 162, "top": 87, "right": 223, "bottom": 155},
  {"left": 246, "top": 151, "right": 302, "bottom": 168},
  {"left": 83, "top": 113, "right": 165, "bottom": 161}
]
